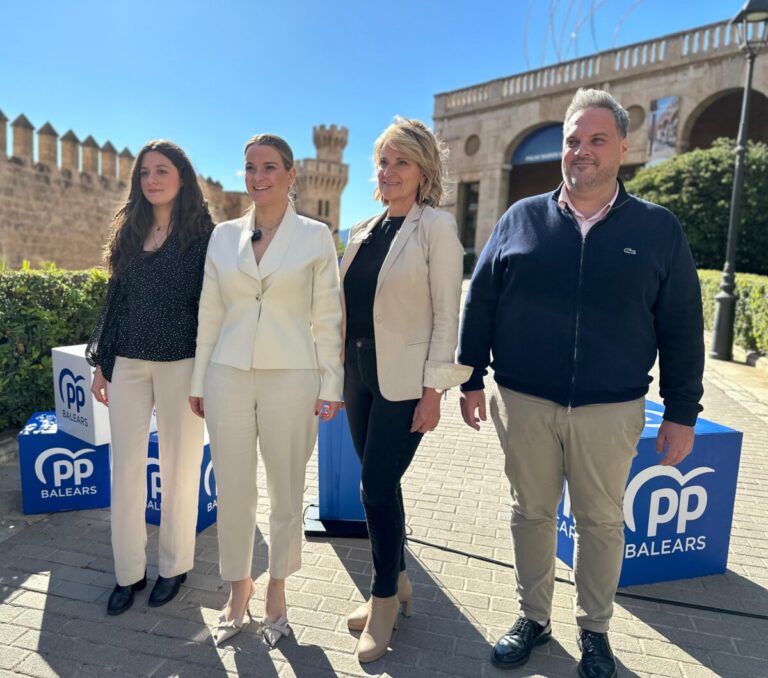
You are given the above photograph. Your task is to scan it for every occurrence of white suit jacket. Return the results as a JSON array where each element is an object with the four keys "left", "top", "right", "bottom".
[
  {"left": 339, "top": 203, "right": 471, "bottom": 401},
  {"left": 191, "top": 205, "right": 343, "bottom": 401}
]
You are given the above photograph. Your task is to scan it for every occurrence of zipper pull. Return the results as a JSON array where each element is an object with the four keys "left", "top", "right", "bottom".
[{"left": 567, "top": 404, "right": 572, "bottom": 416}]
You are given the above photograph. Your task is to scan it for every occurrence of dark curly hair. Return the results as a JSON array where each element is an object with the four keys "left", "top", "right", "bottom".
[{"left": 105, "top": 139, "right": 214, "bottom": 275}]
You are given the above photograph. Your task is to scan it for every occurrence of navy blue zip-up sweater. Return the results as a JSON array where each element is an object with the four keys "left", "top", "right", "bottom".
[{"left": 458, "top": 181, "right": 704, "bottom": 426}]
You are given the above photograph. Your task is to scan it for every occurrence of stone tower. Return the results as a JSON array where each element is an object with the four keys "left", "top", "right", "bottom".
[{"left": 295, "top": 125, "right": 349, "bottom": 243}]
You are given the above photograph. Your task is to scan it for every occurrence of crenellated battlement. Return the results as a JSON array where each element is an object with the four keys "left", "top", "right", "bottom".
[
  {"left": 1, "top": 111, "right": 134, "bottom": 188},
  {"left": 313, "top": 124, "right": 349, "bottom": 163},
  {"left": 0, "top": 108, "right": 347, "bottom": 267},
  {"left": 295, "top": 125, "right": 349, "bottom": 239}
]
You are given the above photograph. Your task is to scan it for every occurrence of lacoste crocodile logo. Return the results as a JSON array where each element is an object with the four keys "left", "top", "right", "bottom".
[{"left": 624, "top": 248, "right": 636, "bottom": 255}]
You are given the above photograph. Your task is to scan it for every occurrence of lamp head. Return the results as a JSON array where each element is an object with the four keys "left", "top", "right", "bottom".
[{"left": 731, "top": 0, "right": 768, "bottom": 54}]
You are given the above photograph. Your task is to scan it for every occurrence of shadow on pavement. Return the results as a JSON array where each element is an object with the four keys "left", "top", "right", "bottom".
[
  {"left": 317, "top": 535, "right": 590, "bottom": 678},
  {"left": 617, "top": 570, "right": 768, "bottom": 678},
  {"left": 0, "top": 482, "right": 337, "bottom": 677}
]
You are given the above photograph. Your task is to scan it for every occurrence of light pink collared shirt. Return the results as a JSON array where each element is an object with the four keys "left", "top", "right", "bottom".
[{"left": 558, "top": 182, "right": 619, "bottom": 238}]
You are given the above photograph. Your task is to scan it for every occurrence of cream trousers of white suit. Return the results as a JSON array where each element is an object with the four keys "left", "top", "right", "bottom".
[
  {"left": 108, "top": 357, "right": 204, "bottom": 586},
  {"left": 204, "top": 362, "right": 321, "bottom": 582},
  {"left": 490, "top": 384, "right": 645, "bottom": 633}
]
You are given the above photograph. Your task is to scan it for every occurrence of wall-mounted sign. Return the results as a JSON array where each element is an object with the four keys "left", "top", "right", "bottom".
[{"left": 647, "top": 96, "right": 680, "bottom": 166}]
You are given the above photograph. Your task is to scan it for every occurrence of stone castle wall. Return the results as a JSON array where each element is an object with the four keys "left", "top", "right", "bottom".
[
  {"left": 0, "top": 150, "right": 250, "bottom": 269},
  {"left": 0, "top": 152, "right": 129, "bottom": 269},
  {"left": 0, "top": 113, "right": 341, "bottom": 269}
]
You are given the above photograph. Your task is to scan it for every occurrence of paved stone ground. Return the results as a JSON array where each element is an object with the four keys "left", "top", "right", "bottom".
[{"left": 0, "top": 347, "right": 767, "bottom": 678}]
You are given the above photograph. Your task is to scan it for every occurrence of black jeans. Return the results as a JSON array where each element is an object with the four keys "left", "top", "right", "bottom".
[{"left": 343, "top": 338, "right": 423, "bottom": 598}]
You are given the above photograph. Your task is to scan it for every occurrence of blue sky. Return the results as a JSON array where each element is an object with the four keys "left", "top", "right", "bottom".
[{"left": 1, "top": 0, "right": 730, "bottom": 228}]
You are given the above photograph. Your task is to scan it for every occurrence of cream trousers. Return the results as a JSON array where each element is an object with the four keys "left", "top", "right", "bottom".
[
  {"left": 490, "top": 384, "right": 645, "bottom": 633},
  {"left": 108, "top": 357, "right": 204, "bottom": 586},
  {"left": 204, "top": 362, "right": 321, "bottom": 582}
]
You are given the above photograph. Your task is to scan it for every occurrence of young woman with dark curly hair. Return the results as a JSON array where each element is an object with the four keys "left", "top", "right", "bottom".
[{"left": 86, "top": 139, "right": 214, "bottom": 615}]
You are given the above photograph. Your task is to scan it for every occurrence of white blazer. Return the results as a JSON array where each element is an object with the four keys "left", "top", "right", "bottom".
[
  {"left": 191, "top": 205, "right": 343, "bottom": 402},
  {"left": 340, "top": 203, "right": 471, "bottom": 401}
]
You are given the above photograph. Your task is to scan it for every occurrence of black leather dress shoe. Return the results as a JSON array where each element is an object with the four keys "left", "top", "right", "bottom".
[
  {"left": 107, "top": 573, "right": 147, "bottom": 616},
  {"left": 578, "top": 629, "right": 617, "bottom": 678},
  {"left": 148, "top": 572, "right": 187, "bottom": 607},
  {"left": 490, "top": 617, "right": 552, "bottom": 669}
]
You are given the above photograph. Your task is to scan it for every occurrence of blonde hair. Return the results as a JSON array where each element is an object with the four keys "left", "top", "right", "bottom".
[
  {"left": 373, "top": 117, "right": 448, "bottom": 207},
  {"left": 244, "top": 133, "right": 294, "bottom": 169},
  {"left": 243, "top": 133, "right": 296, "bottom": 208}
]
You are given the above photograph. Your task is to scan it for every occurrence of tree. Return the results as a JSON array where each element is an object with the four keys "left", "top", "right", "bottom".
[{"left": 625, "top": 139, "right": 768, "bottom": 274}]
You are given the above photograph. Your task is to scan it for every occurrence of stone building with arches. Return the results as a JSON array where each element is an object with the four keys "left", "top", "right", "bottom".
[{"left": 433, "top": 18, "right": 768, "bottom": 253}]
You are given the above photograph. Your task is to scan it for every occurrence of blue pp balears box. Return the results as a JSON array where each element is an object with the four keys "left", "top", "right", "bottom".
[
  {"left": 318, "top": 409, "right": 365, "bottom": 522},
  {"left": 556, "top": 400, "right": 743, "bottom": 587},
  {"left": 145, "top": 431, "right": 217, "bottom": 533},
  {"left": 18, "top": 412, "right": 111, "bottom": 514}
]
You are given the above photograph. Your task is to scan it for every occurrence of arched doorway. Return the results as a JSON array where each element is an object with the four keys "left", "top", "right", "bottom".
[
  {"left": 507, "top": 124, "right": 563, "bottom": 207},
  {"left": 688, "top": 89, "right": 768, "bottom": 150}
]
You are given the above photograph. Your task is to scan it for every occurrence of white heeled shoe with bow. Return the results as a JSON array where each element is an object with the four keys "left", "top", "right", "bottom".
[
  {"left": 261, "top": 614, "right": 291, "bottom": 648},
  {"left": 261, "top": 588, "right": 291, "bottom": 649},
  {"left": 212, "top": 580, "right": 255, "bottom": 646}
]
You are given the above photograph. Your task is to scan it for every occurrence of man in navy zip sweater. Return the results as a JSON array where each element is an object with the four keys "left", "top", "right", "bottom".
[{"left": 458, "top": 89, "right": 703, "bottom": 678}]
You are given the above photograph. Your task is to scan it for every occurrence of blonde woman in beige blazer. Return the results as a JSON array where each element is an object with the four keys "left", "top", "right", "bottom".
[
  {"left": 189, "top": 134, "right": 343, "bottom": 647},
  {"left": 339, "top": 118, "right": 471, "bottom": 663}
]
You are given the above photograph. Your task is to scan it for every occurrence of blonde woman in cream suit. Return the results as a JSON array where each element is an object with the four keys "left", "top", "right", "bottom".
[
  {"left": 189, "top": 134, "right": 343, "bottom": 647},
  {"left": 339, "top": 118, "right": 471, "bottom": 663}
]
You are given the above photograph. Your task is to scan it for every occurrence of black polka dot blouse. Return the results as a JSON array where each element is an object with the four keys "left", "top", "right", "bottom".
[{"left": 86, "top": 229, "right": 212, "bottom": 382}]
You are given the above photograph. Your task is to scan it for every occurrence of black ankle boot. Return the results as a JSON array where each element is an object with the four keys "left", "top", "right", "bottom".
[
  {"left": 107, "top": 572, "right": 147, "bottom": 616},
  {"left": 148, "top": 572, "right": 187, "bottom": 607}
]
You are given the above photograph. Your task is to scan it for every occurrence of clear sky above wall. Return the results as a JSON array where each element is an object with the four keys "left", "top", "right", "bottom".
[{"left": 0, "top": 0, "right": 729, "bottom": 229}]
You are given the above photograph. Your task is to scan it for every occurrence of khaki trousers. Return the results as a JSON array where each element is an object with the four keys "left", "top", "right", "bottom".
[
  {"left": 204, "top": 363, "right": 321, "bottom": 582},
  {"left": 490, "top": 384, "right": 645, "bottom": 632},
  {"left": 109, "top": 357, "right": 204, "bottom": 586}
]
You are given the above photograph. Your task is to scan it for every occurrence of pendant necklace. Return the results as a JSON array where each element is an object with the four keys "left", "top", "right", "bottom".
[{"left": 151, "top": 224, "right": 169, "bottom": 251}]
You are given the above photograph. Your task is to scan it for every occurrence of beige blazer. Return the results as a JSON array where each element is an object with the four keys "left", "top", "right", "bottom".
[
  {"left": 339, "top": 203, "right": 471, "bottom": 401},
  {"left": 190, "top": 205, "right": 343, "bottom": 401}
]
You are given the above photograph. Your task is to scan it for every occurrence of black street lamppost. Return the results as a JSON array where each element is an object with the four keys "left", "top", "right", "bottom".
[{"left": 711, "top": 0, "right": 768, "bottom": 360}]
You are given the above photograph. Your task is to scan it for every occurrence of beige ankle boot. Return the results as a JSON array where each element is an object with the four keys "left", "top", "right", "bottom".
[
  {"left": 356, "top": 594, "right": 399, "bottom": 663},
  {"left": 397, "top": 571, "right": 413, "bottom": 617},
  {"left": 347, "top": 572, "right": 413, "bottom": 631},
  {"left": 346, "top": 599, "right": 371, "bottom": 632}
]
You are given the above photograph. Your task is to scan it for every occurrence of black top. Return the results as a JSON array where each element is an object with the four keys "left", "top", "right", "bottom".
[
  {"left": 344, "top": 215, "right": 405, "bottom": 341},
  {"left": 86, "top": 229, "right": 212, "bottom": 381}
]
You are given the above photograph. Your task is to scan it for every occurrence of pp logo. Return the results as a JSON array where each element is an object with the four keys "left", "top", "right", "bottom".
[
  {"left": 34, "top": 447, "right": 98, "bottom": 499},
  {"left": 203, "top": 460, "right": 215, "bottom": 497},
  {"left": 203, "top": 460, "right": 217, "bottom": 514},
  {"left": 35, "top": 447, "right": 94, "bottom": 486},
  {"left": 58, "top": 369, "right": 86, "bottom": 413},
  {"left": 624, "top": 466, "right": 714, "bottom": 536},
  {"left": 148, "top": 458, "right": 162, "bottom": 501}
]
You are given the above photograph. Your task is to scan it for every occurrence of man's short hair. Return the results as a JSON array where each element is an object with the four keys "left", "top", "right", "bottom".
[{"left": 564, "top": 88, "right": 630, "bottom": 138}]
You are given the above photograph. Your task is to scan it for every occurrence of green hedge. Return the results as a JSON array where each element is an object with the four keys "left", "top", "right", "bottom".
[
  {"left": 699, "top": 269, "right": 768, "bottom": 354},
  {"left": 0, "top": 264, "right": 108, "bottom": 431},
  {"left": 626, "top": 139, "right": 768, "bottom": 275}
]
